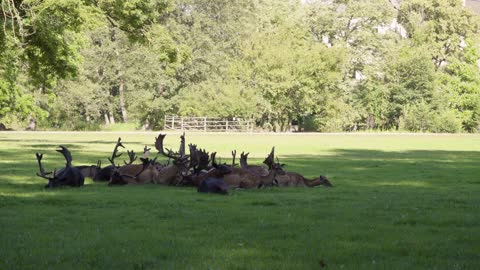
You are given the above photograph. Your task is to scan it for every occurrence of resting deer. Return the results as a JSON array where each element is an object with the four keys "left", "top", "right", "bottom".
[
  {"left": 222, "top": 147, "right": 285, "bottom": 188},
  {"left": 188, "top": 150, "right": 233, "bottom": 186},
  {"left": 107, "top": 138, "right": 155, "bottom": 185},
  {"left": 153, "top": 133, "right": 190, "bottom": 185},
  {"left": 35, "top": 146, "right": 84, "bottom": 188},
  {"left": 239, "top": 151, "right": 268, "bottom": 176},
  {"left": 93, "top": 138, "right": 125, "bottom": 182},
  {"left": 74, "top": 160, "right": 102, "bottom": 179},
  {"left": 197, "top": 178, "right": 229, "bottom": 195},
  {"left": 275, "top": 172, "right": 333, "bottom": 187}
]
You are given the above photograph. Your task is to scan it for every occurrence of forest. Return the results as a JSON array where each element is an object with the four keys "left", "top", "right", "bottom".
[{"left": 1, "top": 0, "right": 479, "bottom": 132}]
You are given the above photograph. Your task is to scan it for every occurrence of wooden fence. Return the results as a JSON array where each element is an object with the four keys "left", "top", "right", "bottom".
[{"left": 164, "top": 116, "right": 253, "bottom": 132}]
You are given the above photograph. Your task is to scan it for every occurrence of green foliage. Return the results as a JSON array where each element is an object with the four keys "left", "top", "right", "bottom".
[{"left": 1, "top": 0, "right": 480, "bottom": 132}]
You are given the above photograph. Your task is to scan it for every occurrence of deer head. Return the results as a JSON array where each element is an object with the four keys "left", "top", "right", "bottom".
[
  {"left": 317, "top": 175, "right": 333, "bottom": 187},
  {"left": 35, "top": 146, "right": 84, "bottom": 188}
]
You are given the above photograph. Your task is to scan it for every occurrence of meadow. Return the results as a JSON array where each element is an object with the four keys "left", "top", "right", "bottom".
[{"left": 0, "top": 132, "right": 479, "bottom": 270}]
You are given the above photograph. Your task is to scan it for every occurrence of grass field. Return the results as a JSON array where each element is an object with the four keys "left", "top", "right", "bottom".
[{"left": 0, "top": 132, "right": 479, "bottom": 269}]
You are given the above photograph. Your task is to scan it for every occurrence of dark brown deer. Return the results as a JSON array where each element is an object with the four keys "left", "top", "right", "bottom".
[
  {"left": 35, "top": 146, "right": 84, "bottom": 188},
  {"left": 187, "top": 150, "right": 232, "bottom": 187},
  {"left": 93, "top": 138, "right": 125, "bottom": 181},
  {"left": 197, "top": 178, "right": 229, "bottom": 195}
]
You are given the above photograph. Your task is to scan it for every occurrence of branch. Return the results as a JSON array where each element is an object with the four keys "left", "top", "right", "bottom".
[
  {"left": 2, "top": 1, "right": 7, "bottom": 35},
  {"left": 7, "top": 0, "right": 15, "bottom": 39}
]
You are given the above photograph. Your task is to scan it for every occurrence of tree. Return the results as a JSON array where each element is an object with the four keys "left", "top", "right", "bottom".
[{"left": 0, "top": 0, "right": 172, "bottom": 127}]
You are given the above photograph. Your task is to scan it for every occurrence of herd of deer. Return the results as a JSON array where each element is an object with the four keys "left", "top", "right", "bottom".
[{"left": 35, "top": 133, "right": 332, "bottom": 194}]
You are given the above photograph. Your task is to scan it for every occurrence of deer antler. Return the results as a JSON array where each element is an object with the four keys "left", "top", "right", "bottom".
[
  {"left": 263, "top": 147, "right": 275, "bottom": 169},
  {"left": 197, "top": 148, "right": 210, "bottom": 172},
  {"left": 155, "top": 133, "right": 188, "bottom": 160},
  {"left": 155, "top": 134, "right": 174, "bottom": 159},
  {"left": 35, "top": 153, "right": 53, "bottom": 180},
  {"left": 231, "top": 150, "right": 237, "bottom": 167},
  {"left": 240, "top": 151, "right": 250, "bottom": 167},
  {"left": 188, "top": 144, "right": 199, "bottom": 170},
  {"left": 143, "top": 145, "right": 151, "bottom": 158},
  {"left": 210, "top": 152, "right": 217, "bottom": 167},
  {"left": 123, "top": 150, "right": 137, "bottom": 165},
  {"left": 56, "top": 145, "right": 73, "bottom": 167},
  {"left": 108, "top": 137, "right": 125, "bottom": 167},
  {"left": 179, "top": 132, "right": 186, "bottom": 157}
]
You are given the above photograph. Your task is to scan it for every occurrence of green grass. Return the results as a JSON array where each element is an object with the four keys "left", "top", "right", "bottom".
[
  {"left": 100, "top": 122, "right": 140, "bottom": 131},
  {"left": 0, "top": 132, "right": 479, "bottom": 269}
]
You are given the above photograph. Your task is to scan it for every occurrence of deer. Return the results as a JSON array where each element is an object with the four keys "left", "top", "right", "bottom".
[
  {"left": 107, "top": 138, "right": 157, "bottom": 185},
  {"left": 93, "top": 138, "right": 125, "bottom": 182},
  {"left": 239, "top": 151, "right": 268, "bottom": 176},
  {"left": 153, "top": 133, "right": 190, "bottom": 185},
  {"left": 74, "top": 160, "right": 102, "bottom": 180},
  {"left": 185, "top": 149, "right": 233, "bottom": 187},
  {"left": 185, "top": 148, "right": 231, "bottom": 194},
  {"left": 274, "top": 172, "right": 333, "bottom": 187},
  {"left": 35, "top": 146, "right": 84, "bottom": 188},
  {"left": 197, "top": 178, "right": 229, "bottom": 195},
  {"left": 222, "top": 147, "right": 286, "bottom": 188}
]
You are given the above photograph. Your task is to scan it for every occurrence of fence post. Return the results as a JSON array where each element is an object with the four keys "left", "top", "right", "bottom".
[
  {"left": 172, "top": 116, "right": 175, "bottom": 129},
  {"left": 226, "top": 120, "right": 228, "bottom": 131},
  {"left": 204, "top": 117, "right": 207, "bottom": 131},
  {"left": 181, "top": 117, "right": 184, "bottom": 130}
]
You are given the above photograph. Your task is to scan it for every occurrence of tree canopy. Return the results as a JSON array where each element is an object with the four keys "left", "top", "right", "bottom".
[{"left": 1, "top": 0, "right": 479, "bottom": 132}]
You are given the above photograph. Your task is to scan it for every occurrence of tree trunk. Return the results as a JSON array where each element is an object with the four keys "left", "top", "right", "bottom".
[
  {"left": 109, "top": 111, "right": 115, "bottom": 124},
  {"left": 113, "top": 28, "right": 127, "bottom": 123},
  {"left": 104, "top": 113, "right": 110, "bottom": 125},
  {"left": 118, "top": 80, "right": 128, "bottom": 122}
]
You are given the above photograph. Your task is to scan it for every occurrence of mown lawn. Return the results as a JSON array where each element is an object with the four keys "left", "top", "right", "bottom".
[{"left": 0, "top": 132, "right": 479, "bottom": 270}]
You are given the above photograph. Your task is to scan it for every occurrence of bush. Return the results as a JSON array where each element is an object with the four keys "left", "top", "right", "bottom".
[
  {"left": 431, "top": 110, "right": 463, "bottom": 133},
  {"left": 403, "top": 103, "right": 433, "bottom": 132},
  {"left": 402, "top": 103, "right": 463, "bottom": 133}
]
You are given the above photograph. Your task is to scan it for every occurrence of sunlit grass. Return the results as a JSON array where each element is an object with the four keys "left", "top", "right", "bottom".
[{"left": 0, "top": 132, "right": 479, "bottom": 269}]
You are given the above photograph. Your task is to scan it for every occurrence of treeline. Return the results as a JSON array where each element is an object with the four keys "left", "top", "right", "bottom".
[{"left": 1, "top": 0, "right": 479, "bottom": 132}]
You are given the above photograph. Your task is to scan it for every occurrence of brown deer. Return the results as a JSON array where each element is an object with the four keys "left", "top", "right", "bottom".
[
  {"left": 275, "top": 172, "right": 333, "bottom": 187},
  {"left": 35, "top": 146, "right": 84, "bottom": 188},
  {"left": 222, "top": 147, "right": 285, "bottom": 188},
  {"left": 75, "top": 160, "right": 102, "bottom": 179},
  {"left": 153, "top": 133, "right": 190, "bottom": 185},
  {"left": 107, "top": 138, "right": 155, "bottom": 185},
  {"left": 239, "top": 151, "right": 268, "bottom": 176}
]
